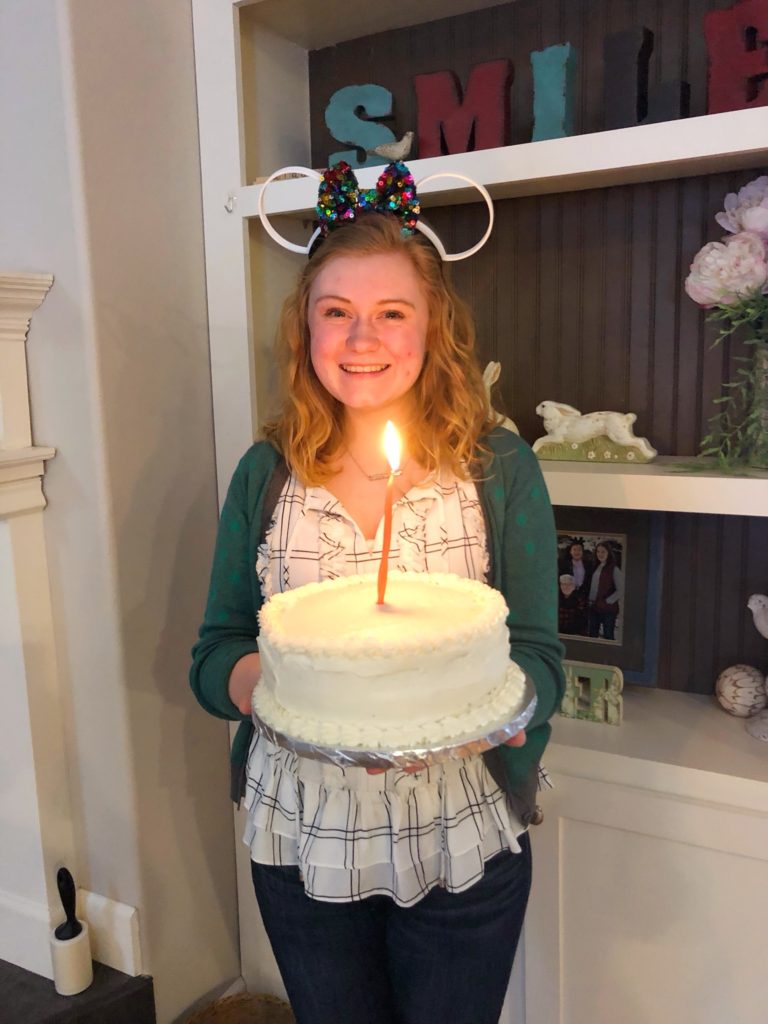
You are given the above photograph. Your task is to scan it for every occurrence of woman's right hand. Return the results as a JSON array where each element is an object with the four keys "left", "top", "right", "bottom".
[{"left": 228, "top": 652, "right": 262, "bottom": 714}]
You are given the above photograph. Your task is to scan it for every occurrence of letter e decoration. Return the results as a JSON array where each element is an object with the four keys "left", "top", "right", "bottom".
[
  {"left": 325, "top": 84, "right": 396, "bottom": 169},
  {"left": 704, "top": 0, "right": 768, "bottom": 113},
  {"left": 414, "top": 59, "right": 512, "bottom": 158}
]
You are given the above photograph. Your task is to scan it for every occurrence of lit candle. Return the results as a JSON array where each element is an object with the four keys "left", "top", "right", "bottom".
[{"left": 376, "top": 420, "right": 401, "bottom": 605}]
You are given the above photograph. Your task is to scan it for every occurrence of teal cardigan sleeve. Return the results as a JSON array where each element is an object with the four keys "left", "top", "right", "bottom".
[
  {"left": 189, "top": 442, "right": 279, "bottom": 723},
  {"left": 481, "top": 430, "right": 566, "bottom": 792}
]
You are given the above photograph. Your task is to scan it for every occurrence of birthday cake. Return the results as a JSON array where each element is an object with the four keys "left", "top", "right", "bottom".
[{"left": 252, "top": 571, "right": 528, "bottom": 751}]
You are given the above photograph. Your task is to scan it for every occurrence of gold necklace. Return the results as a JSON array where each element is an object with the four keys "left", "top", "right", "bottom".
[{"left": 345, "top": 448, "right": 406, "bottom": 482}]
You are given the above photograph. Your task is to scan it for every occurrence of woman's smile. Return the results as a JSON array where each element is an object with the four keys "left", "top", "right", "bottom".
[{"left": 340, "top": 363, "right": 390, "bottom": 374}]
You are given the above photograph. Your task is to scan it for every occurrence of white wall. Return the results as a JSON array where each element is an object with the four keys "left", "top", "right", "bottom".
[{"left": 0, "top": 1, "right": 240, "bottom": 1019}]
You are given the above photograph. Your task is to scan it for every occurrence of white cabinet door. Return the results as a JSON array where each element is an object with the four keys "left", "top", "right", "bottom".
[{"left": 525, "top": 765, "right": 768, "bottom": 1024}]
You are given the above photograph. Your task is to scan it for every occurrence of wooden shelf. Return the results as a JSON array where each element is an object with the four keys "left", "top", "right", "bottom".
[
  {"left": 549, "top": 686, "right": 768, "bottom": 795},
  {"left": 240, "top": 107, "right": 768, "bottom": 219},
  {"left": 541, "top": 456, "right": 768, "bottom": 516}
]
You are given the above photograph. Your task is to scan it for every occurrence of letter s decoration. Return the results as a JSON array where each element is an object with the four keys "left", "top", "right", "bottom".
[{"left": 325, "top": 84, "right": 396, "bottom": 170}]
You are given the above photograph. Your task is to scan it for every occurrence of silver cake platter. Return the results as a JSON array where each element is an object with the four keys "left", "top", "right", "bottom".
[{"left": 251, "top": 673, "right": 538, "bottom": 770}]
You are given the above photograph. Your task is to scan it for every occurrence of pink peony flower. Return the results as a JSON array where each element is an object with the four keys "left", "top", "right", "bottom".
[
  {"left": 684, "top": 231, "right": 768, "bottom": 307},
  {"left": 715, "top": 175, "right": 768, "bottom": 237},
  {"left": 741, "top": 204, "right": 768, "bottom": 238}
]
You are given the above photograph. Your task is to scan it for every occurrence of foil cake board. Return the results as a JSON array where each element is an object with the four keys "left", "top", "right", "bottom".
[{"left": 252, "top": 674, "right": 537, "bottom": 770}]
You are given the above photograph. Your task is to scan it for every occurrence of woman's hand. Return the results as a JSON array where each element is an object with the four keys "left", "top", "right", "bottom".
[
  {"left": 228, "top": 652, "right": 262, "bottom": 714},
  {"left": 504, "top": 731, "right": 526, "bottom": 748},
  {"left": 366, "top": 731, "right": 526, "bottom": 775}
]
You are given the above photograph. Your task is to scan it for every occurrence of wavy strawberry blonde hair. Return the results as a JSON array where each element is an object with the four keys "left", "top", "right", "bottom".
[{"left": 262, "top": 213, "right": 495, "bottom": 485}]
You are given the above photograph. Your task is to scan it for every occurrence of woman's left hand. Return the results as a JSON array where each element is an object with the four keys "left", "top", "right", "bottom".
[
  {"left": 504, "top": 731, "right": 526, "bottom": 748},
  {"left": 366, "top": 730, "right": 526, "bottom": 774}
]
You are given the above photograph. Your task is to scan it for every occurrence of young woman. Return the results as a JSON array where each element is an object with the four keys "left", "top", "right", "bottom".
[
  {"left": 190, "top": 206, "right": 564, "bottom": 1024},
  {"left": 588, "top": 541, "right": 623, "bottom": 641}
]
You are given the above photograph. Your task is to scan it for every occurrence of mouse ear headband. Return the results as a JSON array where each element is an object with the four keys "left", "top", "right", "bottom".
[{"left": 257, "top": 159, "right": 494, "bottom": 262}]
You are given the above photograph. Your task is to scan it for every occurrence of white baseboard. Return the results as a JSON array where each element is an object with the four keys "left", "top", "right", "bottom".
[
  {"left": 0, "top": 886, "right": 143, "bottom": 980},
  {"left": 77, "top": 889, "right": 143, "bottom": 976},
  {"left": 0, "top": 887, "right": 54, "bottom": 979}
]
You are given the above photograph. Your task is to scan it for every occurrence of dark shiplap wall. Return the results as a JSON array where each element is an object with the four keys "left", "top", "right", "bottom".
[
  {"left": 659, "top": 514, "right": 768, "bottom": 693},
  {"left": 427, "top": 171, "right": 758, "bottom": 453},
  {"left": 308, "top": 1, "right": 768, "bottom": 692}
]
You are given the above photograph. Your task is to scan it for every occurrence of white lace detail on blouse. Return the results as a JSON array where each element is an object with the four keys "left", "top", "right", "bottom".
[{"left": 245, "top": 471, "right": 523, "bottom": 907}]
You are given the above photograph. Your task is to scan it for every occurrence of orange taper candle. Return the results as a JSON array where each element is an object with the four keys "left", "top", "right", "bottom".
[{"left": 376, "top": 421, "right": 401, "bottom": 605}]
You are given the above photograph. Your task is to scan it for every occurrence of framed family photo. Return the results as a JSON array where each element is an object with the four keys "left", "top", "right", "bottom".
[{"left": 554, "top": 509, "right": 665, "bottom": 685}]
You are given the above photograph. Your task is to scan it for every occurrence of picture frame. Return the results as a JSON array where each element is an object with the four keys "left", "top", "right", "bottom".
[{"left": 554, "top": 509, "right": 664, "bottom": 685}]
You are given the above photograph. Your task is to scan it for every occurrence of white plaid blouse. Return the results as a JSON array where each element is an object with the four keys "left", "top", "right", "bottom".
[{"left": 242, "top": 470, "right": 525, "bottom": 907}]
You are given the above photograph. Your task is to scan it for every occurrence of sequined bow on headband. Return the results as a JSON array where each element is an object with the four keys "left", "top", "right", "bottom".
[
  {"left": 315, "top": 161, "right": 421, "bottom": 240},
  {"left": 257, "top": 160, "right": 494, "bottom": 262}
]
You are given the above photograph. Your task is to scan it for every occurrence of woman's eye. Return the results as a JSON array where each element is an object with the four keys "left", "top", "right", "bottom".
[
  {"left": 322, "top": 307, "right": 347, "bottom": 318},
  {"left": 382, "top": 309, "right": 405, "bottom": 320}
]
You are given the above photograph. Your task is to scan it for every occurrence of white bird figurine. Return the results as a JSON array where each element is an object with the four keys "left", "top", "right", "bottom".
[
  {"left": 747, "top": 593, "right": 768, "bottom": 640},
  {"left": 368, "top": 131, "right": 415, "bottom": 162}
]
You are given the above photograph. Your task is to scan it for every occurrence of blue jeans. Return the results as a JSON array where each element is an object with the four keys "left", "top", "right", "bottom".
[{"left": 251, "top": 835, "right": 531, "bottom": 1024}]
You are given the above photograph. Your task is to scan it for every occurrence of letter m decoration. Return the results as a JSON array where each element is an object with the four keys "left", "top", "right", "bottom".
[
  {"left": 414, "top": 59, "right": 512, "bottom": 158},
  {"left": 705, "top": 0, "right": 768, "bottom": 113}
]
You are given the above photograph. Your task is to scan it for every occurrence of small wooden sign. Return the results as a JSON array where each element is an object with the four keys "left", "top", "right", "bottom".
[{"left": 561, "top": 660, "right": 624, "bottom": 725}]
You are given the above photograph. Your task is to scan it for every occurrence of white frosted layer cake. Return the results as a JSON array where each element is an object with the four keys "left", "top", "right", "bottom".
[{"left": 253, "top": 572, "right": 527, "bottom": 750}]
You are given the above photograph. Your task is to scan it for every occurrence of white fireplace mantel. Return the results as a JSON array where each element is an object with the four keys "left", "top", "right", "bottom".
[
  {"left": 0, "top": 272, "right": 55, "bottom": 518},
  {"left": 0, "top": 270, "right": 71, "bottom": 979},
  {"left": 0, "top": 271, "right": 55, "bottom": 458},
  {"left": 0, "top": 271, "right": 142, "bottom": 980}
]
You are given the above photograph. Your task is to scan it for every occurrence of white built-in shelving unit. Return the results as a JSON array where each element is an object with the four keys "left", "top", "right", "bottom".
[{"left": 193, "top": 4, "right": 768, "bottom": 1020}]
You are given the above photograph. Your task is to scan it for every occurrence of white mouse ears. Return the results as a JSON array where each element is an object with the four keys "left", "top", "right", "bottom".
[{"left": 257, "top": 159, "right": 494, "bottom": 262}]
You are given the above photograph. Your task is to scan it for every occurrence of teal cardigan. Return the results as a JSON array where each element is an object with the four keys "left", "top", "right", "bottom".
[{"left": 190, "top": 430, "right": 565, "bottom": 824}]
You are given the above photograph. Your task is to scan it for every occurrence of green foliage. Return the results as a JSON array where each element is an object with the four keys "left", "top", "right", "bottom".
[
  {"left": 698, "top": 294, "right": 768, "bottom": 470},
  {"left": 705, "top": 293, "right": 768, "bottom": 347}
]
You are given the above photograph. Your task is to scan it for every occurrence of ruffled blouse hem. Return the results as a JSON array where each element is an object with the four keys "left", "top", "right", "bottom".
[
  {"left": 242, "top": 732, "right": 524, "bottom": 904},
  {"left": 243, "top": 824, "right": 522, "bottom": 907}
]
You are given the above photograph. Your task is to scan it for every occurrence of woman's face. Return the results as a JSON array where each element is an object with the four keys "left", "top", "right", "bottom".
[
  {"left": 569, "top": 543, "right": 583, "bottom": 561},
  {"left": 596, "top": 544, "right": 608, "bottom": 563},
  {"left": 308, "top": 252, "right": 429, "bottom": 417}
]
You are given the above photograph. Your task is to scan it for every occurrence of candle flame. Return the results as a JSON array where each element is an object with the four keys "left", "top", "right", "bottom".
[{"left": 383, "top": 421, "right": 401, "bottom": 472}]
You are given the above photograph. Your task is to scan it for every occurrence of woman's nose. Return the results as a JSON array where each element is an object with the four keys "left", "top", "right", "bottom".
[{"left": 346, "top": 317, "right": 380, "bottom": 350}]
